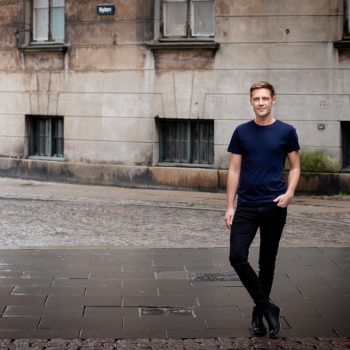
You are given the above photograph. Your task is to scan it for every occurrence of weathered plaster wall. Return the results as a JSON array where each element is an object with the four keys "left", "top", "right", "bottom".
[{"left": 0, "top": 0, "right": 348, "bottom": 180}]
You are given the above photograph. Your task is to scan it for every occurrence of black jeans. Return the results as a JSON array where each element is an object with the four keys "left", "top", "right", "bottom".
[{"left": 229, "top": 203, "right": 287, "bottom": 309}]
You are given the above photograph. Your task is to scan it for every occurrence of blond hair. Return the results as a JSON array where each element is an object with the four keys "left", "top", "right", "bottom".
[{"left": 250, "top": 81, "right": 275, "bottom": 98}]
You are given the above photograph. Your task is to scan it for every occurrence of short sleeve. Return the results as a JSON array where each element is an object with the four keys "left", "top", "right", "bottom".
[
  {"left": 227, "top": 129, "right": 243, "bottom": 154},
  {"left": 286, "top": 127, "right": 300, "bottom": 153}
]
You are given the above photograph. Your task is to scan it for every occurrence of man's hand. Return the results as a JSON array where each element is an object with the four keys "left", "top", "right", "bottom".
[
  {"left": 224, "top": 207, "right": 235, "bottom": 230},
  {"left": 273, "top": 193, "right": 293, "bottom": 208}
]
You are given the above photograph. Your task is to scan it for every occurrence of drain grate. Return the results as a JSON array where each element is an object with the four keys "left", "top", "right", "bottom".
[
  {"left": 140, "top": 306, "right": 194, "bottom": 317},
  {"left": 190, "top": 271, "right": 240, "bottom": 282}
]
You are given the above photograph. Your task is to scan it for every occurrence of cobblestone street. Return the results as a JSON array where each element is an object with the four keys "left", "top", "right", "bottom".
[{"left": 0, "top": 178, "right": 349, "bottom": 249}]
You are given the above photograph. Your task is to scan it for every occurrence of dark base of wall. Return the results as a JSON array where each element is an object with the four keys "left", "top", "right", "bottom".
[{"left": 0, "top": 158, "right": 349, "bottom": 194}]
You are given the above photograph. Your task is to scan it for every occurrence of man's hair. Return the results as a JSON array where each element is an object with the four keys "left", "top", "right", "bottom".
[{"left": 250, "top": 81, "right": 275, "bottom": 98}]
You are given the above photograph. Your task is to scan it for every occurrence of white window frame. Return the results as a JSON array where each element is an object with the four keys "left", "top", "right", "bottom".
[
  {"left": 32, "top": 0, "right": 65, "bottom": 43},
  {"left": 161, "top": 0, "right": 215, "bottom": 39}
]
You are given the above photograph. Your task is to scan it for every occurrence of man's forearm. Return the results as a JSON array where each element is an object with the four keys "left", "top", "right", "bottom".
[
  {"left": 286, "top": 167, "right": 300, "bottom": 197},
  {"left": 226, "top": 169, "right": 239, "bottom": 209}
]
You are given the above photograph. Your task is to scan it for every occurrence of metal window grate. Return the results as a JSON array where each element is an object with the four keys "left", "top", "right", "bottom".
[
  {"left": 159, "top": 119, "right": 214, "bottom": 165},
  {"left": 29, "top": 116, "right": 64, "bottom": 158},
  {"left": 341, "top": 121, "right": 350, "bottom": 170}
]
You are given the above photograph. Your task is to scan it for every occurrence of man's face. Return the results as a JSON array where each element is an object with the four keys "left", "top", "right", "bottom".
[{"left": 250, "top": 88, "right": 276, "bottom": 118}]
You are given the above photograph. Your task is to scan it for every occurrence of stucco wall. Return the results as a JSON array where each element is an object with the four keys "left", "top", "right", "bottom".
[{"left": 0, "top": 0, "right": 348, "bottom": 174}]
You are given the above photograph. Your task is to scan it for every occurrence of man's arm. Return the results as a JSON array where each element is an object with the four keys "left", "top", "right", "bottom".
[
  {"left": 273, "top": 151, "right": 300, "bottom": 208},
  {"left": 224, "top": 153, "right": 242, "bottom": 229}
]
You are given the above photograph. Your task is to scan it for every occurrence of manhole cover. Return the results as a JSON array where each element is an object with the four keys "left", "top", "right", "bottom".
[
  {"left": 140, "top": 306, "right": 194, "bottom": 317},
  {"left": 190, "top": 272, "right": 240, "bottom": 282}
]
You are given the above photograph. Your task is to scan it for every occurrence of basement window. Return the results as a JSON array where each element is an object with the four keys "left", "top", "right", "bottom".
[
  {"left": 159, "top": 119, "right": 214, "bottom": 166},
  {"left": 334, "top": 0, "right": 350, "bottom": 49},
  {"left": 27, "top": 115, "right": 64, "bottom": 159}
]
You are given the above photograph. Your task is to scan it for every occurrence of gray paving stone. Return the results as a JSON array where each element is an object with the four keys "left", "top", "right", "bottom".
[
  {"left": 167, "top": 328, "right": 251, "bottom": 338},
  {"left": 0, "top": 286, "right": 14, "bottom": 296},
  {"left": 45, "top": 295, "right": 122, "bottom": 307},
  {"left": 155, "top": 271, "right": 189, "bottom": 280},
  {"left": 121, "top": 284, "right": 158, "bottom": 297},
  {"left": 39, "top": 314, "right": 123, "bottom": 330},
  {"left": 0, "top": 329, "right": 40, "bottom": 340},
  {"left": 11, "top": 286, "right": 85, "bottom": 296},
  {"left": 123, "top": 295, "right": 197, "bottom": 308},
  {"left": 0, "top": 278, "right": 53, "bottom": 287},
  {"left": 0, "top": 317, "right": 41, "bottom": 329},
  {"left": 3, "top": 305, "right": 84, "bottom": 318},
  {"left": 85, "top": 286, "right": 122, "bottom": 296},
  {"left": 52, "top": 278, "right": 121, "bottom": 288},
  {"left": 196, "top": 306, "right": 246, "bottom": 329},
  {"left": 0, "top": 295, "right": 46, "bottom": 306}
]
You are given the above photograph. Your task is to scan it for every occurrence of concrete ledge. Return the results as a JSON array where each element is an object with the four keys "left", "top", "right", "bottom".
[
  {"left": 150, "top": 167, "right": 218, "bottom": 191},
  {"left": 0, "top": 158, "right": 349, "bottom": 194}
]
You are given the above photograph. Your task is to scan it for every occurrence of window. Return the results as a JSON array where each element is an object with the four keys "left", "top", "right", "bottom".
[
  {"left": 162, "top": 0, "right": 214, "bottom": 38},
  {"left": 32, "top": 0, "right": 64, "bottom": 42},
  {"left": 334, "top": 0, "right": 350, "bottom": 48},
  {"left": 28, "top": 116, "right": 64, "bottom": 158},
  {"left": 342, "top": 121, "right": 350, "bottom": 171},
  {"left": 344, "top": 0, "right": 350, "bottom": 38},
  {"left": 159, "top": 119, "right": 214, "bottom": 165}
]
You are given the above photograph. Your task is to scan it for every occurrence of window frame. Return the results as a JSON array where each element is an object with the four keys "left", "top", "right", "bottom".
[
  {"left": 31, "top": 0, "right": 65, "bottom": 43},
  {"left": 160, "top": 0, "right": 215, "bottom": 40},
  {"left": 27, "top": 115, "right": 64, "bottom": 160},
  {"left": 334, "top": 0, "right": 350, "bottom": 49},
  {"left": 158, "top": 119, "right": 214, "bottom": 167},
  {"left": 343, "top": 0, "right": 350, "bottom": 39},
  {"left": 19, "top": 0, "right": 66, "bottom": 51}
]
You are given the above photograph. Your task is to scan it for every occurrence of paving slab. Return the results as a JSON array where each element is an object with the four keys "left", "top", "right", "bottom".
[{"left": 0, "top": 247, "right": 348, "bottom": 343}]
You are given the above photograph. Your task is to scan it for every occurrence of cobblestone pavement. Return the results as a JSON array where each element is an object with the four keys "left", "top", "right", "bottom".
[
  {"left": 0, "top": 337, "right": 349, "bottom": 349},
  {"left": 0, "top": 178, "right": 349, "bottom": 248}
]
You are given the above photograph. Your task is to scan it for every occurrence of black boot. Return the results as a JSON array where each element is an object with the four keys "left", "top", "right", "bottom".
[
  {"left": 263, "top": 304, "right": 280, "bottom": 338},
  {"left": 251, "top": 306, "right": 267, "bottom": 337}
]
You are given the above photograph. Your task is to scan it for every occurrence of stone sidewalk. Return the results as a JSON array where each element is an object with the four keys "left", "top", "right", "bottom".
[
  {"left": 0, "top": 247, "right": 349, "bottom": 349},
  {"left": 0, "top": 177, "right": 349, "bottom": 349}
]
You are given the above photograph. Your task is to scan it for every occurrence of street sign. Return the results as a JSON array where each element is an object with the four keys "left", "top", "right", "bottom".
[{"left": 97, "top": 5, "right": 115, "bottom": 15}]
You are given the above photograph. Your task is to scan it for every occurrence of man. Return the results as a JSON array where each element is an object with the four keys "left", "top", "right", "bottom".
[{"left": 224, "top": 81, "right": 300, "bottom": 338}]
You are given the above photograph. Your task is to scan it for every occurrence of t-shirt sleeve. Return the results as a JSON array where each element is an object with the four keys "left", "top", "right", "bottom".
[
  {"left": 286, "top": 127, "right": 300, "bottom": 153},
  {"left": 227, "top": 129, "right": 242, "bottom": 154}
]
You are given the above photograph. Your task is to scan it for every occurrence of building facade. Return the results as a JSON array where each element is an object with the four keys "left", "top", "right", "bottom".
[{"left": 0, "top": 0, "right": 349, "bottom": 191}]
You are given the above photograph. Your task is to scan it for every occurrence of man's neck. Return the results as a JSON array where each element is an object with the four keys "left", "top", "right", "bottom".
[{"left": 254, "top": 115, "right": 276, "bottom": 126}]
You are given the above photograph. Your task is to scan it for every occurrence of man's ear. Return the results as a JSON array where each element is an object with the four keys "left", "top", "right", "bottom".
[{"left": 272, "top": 96, "right": 276, "bottom": 104}]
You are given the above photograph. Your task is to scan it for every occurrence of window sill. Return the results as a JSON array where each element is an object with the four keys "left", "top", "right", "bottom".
[
  {"left": 333, "top": 39, "right": 350, "bottom": 50},
  {"left": 146, "top": 39, "right": 220, "bottom": 51},
  {"left": 157, "top": 162, "right": 213, "bottom": 169},
  {"left": 19, "top": 43, "right": 69, "bottom": 53},
  {"left": 28, "top": 156, "right": 65, "bottom": 162}
]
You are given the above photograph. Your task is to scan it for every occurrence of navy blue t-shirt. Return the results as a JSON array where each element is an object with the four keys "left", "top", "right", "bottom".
[{"left": 227, "top": 119, "right": 300, "bottom": 206}]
